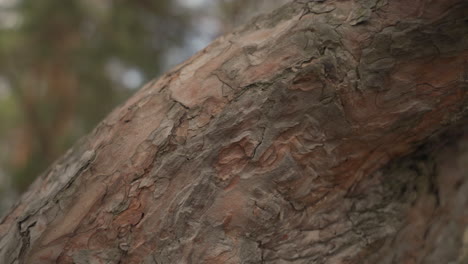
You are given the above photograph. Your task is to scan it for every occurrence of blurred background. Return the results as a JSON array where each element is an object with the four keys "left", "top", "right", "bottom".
[{"left": 0, "top": 0, "right": 290, "bottom": 215}]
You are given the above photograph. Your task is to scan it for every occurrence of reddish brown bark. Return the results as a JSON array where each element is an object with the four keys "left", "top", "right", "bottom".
[{"left": 1, "top": 0, "right": 468, "bottom": 263}]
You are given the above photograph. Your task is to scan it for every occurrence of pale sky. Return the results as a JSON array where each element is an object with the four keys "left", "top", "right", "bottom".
[{"left": 176, "top": 0, "right": 211, "bottom": 9}]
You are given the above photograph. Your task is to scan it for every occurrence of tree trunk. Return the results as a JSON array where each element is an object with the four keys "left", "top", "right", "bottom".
[{"left": 1, "top": 0, "right": 468, "bottom": 263}]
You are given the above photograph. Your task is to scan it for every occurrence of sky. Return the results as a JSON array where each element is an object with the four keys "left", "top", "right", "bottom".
[{"left": 177, "top": 0, "right": 211, "bottom": 9}]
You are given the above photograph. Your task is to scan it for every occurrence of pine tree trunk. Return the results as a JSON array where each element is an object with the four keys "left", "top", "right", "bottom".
[{"left": 1, "top": 1, "right": 468, "bottom": 263}]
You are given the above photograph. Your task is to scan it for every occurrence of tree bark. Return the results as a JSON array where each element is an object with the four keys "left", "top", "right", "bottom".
[{"left": 1, "top": 0, "right": 468, "bottom": 263}]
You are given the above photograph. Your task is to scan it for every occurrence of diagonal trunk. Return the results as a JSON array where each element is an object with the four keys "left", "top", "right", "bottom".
[{"left": 1, "top": 0, "right": 468, "bottom": 263}]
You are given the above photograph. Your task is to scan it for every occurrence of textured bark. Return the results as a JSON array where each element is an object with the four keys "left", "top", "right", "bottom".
[{"left": 1, "top": 0, "right": 468, "bottom": 263}]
